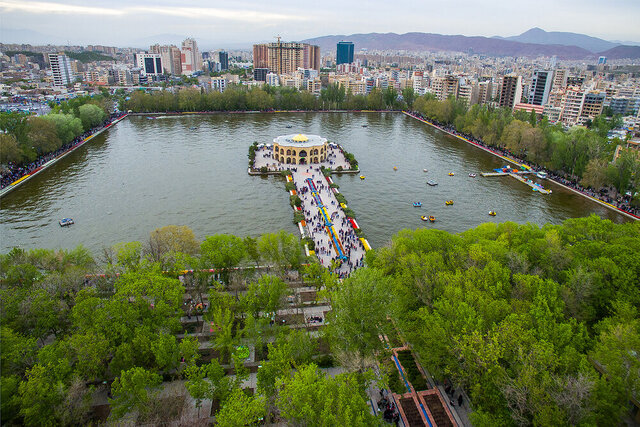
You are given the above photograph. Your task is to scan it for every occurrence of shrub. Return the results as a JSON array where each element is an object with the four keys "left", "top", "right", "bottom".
[
  {"left": 285, "top": 182, "right": 296, "bottom": 192},
  {"left": 260, "top": 166, "right": 268, "bottom": 174},
  {"left": 329, "top": 183, "right": 340, "bottom": 189},
  {"left": 336, "top": 166, "right": 344, "bottom": 172},
  {"left": 302, "top": 237, "right": 315, "bottom": 251},
  {"left": 343, "top": 208, "right": 356, "bottom": 219},
  {"left": 289, "top": 194, "right": 302, "bottom": 208},
  {"left": 293, "top": 212, "right": 305, "bottom": 224},
  {"left": 335, "top": 193, "right": 347, "bottom": 205},
  {"left": 321, "top": 167, "right": 332, "bottom": 177},
  {"left": 280, "top": 170, "right": 292, "bottom": 177}
]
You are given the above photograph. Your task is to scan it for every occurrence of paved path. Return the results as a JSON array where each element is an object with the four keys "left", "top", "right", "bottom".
[
  {"left": 252, "top": 144, "right": 366, "bottom": 277},
  {"left": 292, "top": 165, "right": 366, "bottom": 277}
]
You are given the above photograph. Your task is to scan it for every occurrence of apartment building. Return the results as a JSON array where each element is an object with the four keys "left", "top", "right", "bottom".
[
  {"left": 48, "top": 53, "right": 75, "bottom": 86},
  {"left": 498, "top": 75, "right": 523, "bottom": 109}
]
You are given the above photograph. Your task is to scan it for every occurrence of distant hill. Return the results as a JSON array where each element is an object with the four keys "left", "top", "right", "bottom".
[
  {"left": 302, "top": 32, "right": 592, "bottom": 59},
  {"left": 498, "top": 27, "right": 618, "bottom": 53},
  {"left": 0, "top": 28, "right": 66, "bottom": 45},
  {"left": 597, "top": 45, "right": 640, "bottom": 60}
]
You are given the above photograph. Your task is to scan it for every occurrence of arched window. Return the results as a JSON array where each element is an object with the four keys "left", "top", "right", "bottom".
[
  {"left": 286, "top": 149, "right": 291, "bottom": 155},
  {"left": 299, "top": 150, "right": 307, "bottom": 157},
  {"left": 286, "top": 157, "right": 291, "bottom": 164},
  {"left": 292, "top": 150, "right": 296, "bottom": 156},
  {"left": 280, "top": 149, "right": 284, "bottom": 155}
]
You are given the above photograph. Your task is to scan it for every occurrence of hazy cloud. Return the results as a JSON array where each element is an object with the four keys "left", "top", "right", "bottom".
[{"left": 0, "top": 0, "right": 124, "bottom": 16}]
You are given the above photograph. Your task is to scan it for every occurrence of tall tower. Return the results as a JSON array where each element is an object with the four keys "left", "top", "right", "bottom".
[
  {"left": 48, "top": 53, "right": 75, "bottom": 86},
  {"left": 499, "top": 75, "right": 523, "bottom": 110},
  {"left": 181, "top": 38, "right": 201, "bottom": 75},
  {"left": 336, "top": 41, "right": 354, "bottom": 65},
  {"left": 529, "top": 70, "right": 553, "bottom": 105}
]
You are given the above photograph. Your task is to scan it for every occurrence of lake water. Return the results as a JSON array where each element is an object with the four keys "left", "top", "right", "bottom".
[{"left": 0, "top": 113, "right": 628, "bottom": 253}]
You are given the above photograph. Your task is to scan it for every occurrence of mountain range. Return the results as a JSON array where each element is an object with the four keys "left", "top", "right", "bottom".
[
  {"left": 303, "top": 28, "right": 640, "bottom": 60},
  {"left": 494, "top": 27, "right": 617, "bottom": 53}
]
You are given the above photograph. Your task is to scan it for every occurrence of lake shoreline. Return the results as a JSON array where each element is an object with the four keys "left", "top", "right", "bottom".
[{"left": 403, "top": 111, "right": 639, "bottom": 221}]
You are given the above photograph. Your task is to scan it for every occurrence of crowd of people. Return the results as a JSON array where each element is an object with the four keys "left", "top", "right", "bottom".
[
  {"left": 293, "top": 165, "right": 366, "bottom": 277},
  {"left": 378, "top": 389, "right": 401, "bottom": 425},
  {"left": 406, "top": 111, "right": 640, "bottom": 218},
  {"left": 0, "top": 112, "right": 127, "bottom": 190}
]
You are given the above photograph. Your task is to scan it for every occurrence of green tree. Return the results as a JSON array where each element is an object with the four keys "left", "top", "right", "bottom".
[
  {"left": 402, "top": 87, "right": 416, "bottom": 109},
  {"left": 215, "top": 387, "right": 265, "bottom": 427},
  {"left": 148, "top": 225, "right": 199, "bottom": 257},
  {"left": 276, "top": 364, "right": 378, "bottom": 427},
  {"left": 109, "top": 367, "right": 162, "bottom": 420},
  {"left": 325, "top": 268, "right": 391, "bottom": 371},
  {"left": 18, "top": 364, "right": 66, "bottom": 425},
  {"left": 581, "top": 158, "right": 609, "bottom": 190},
  {"left": 244, "top": 235, "right": 261, "bottom": 267},
  {"left": 201, "top": 234, "right": 246, "bottom": 282},
  {"left": 184, "top": 364, "right": 209, "bottom": 418},
  {"left": 151, "top": 332, "right": 180, "bottom": 372},
  {"left": 0, "top": 133, "right": 23, "bottom": 164},
  {"left": 27, "top": 116, "right": 61, "bottom": 155},
  {"left": 78, "top": 103, "right": 106, "bottom": 131},
  {"left": 43, "top": 113, "right": 83, "bottom": 144},
  {"left": 241, "top": 274, "right": 289, "bottom": 318},
  {"left": 383, "top": 87, "right": 397, "bottom": 109}
]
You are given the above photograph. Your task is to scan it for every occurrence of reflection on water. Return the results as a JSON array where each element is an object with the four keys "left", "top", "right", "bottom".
[{"left": 0, "top": 113, "right": 629, "bottom": 253}]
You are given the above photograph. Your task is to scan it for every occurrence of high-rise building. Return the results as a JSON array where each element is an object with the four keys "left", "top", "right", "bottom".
[
  {"left": 336, "top": 41, "right": 354, "bottom": 65},
  {"left": 431, "top": 75, "right": 459, "bottom": 101},
  {"left": 552, "top": 69, "right": 567, "bottom": 91},
  {"left": 560, "top": 86, "right": 585, "bottom": 126},
  {"left": 598, "top": 56, "right": 607, "bottom": 65},
  {"left": 253, "top": 68, "right": 269, "bottom": 82},
  {"left": 253, "top": 44, "right": 269, "bottom": 68},
  {"left": 498, "top": 75, "right": 523, "bottom": 110},
  {"left": 181, "top": 38, "right": 202, "bottom": 75},
  {"left": 150, "top": 44, "right": 182, "bottom": 75},
  {"left": 48, "top": 53, "right": 75, "bottom": 86},
  {"left": 580, "top": 91, "right": 605, "bottom": 122},
  {"left": 529, "top": 70, "right": 553, "bottom": 105},
  {"left": 266, "top": 72, "right": 279, "bottom": 86},
  {"left": 304, "top": 44, "right": 321, "bottom": 71},
  {"left": 253, "top": 41, "right": 320, "bottom": 74},
  {"left": 134, "top": 53, "right": 163, "bottom": 76},
  {"left": 476, "top": 81, "right": 495, "bottom": 105},
  {"left": 219, "top": 51, "right": 229, "bottom": 71}
]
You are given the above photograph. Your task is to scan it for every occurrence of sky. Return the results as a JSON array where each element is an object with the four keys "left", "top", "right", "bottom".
[{"left": 1, "top": 0, "right": 639, "bottom": 49}]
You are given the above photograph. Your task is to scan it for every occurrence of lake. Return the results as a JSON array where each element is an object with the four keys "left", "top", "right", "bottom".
[{"left": 0, "top": 113, "right": 628, "bottom": 253}]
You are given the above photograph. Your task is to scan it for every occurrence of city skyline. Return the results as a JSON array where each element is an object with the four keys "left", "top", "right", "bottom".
[{"left": 1, "top": 0, "right": 639, "bottom": 49}]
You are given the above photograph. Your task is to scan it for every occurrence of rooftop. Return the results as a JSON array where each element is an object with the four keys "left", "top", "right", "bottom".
[{"left": 273, "top": 133, "right": 327, "bottom": 148}]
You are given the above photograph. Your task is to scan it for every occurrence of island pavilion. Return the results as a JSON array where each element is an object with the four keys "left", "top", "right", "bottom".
[{"left": 273, "top": 134, "right": 328, "bottom": 164}]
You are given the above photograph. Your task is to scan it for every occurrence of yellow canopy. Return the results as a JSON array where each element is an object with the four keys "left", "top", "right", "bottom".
[{"left": 292, "top": 134, "right": 308, "bottom": 142}]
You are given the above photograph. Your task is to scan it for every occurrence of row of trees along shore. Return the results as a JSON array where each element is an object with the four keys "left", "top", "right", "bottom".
[
  {"left": 121, "top": 84, "right": 415, "bottom": 113},
  {"left": 2, "top": 216, "right": 639, "bottom": 425},
  {"left": 412, "top": 95, "right": 640, "bottom": 205},
  {"left": 0, "top": 94, "right": 111, "bottom": 166}
]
